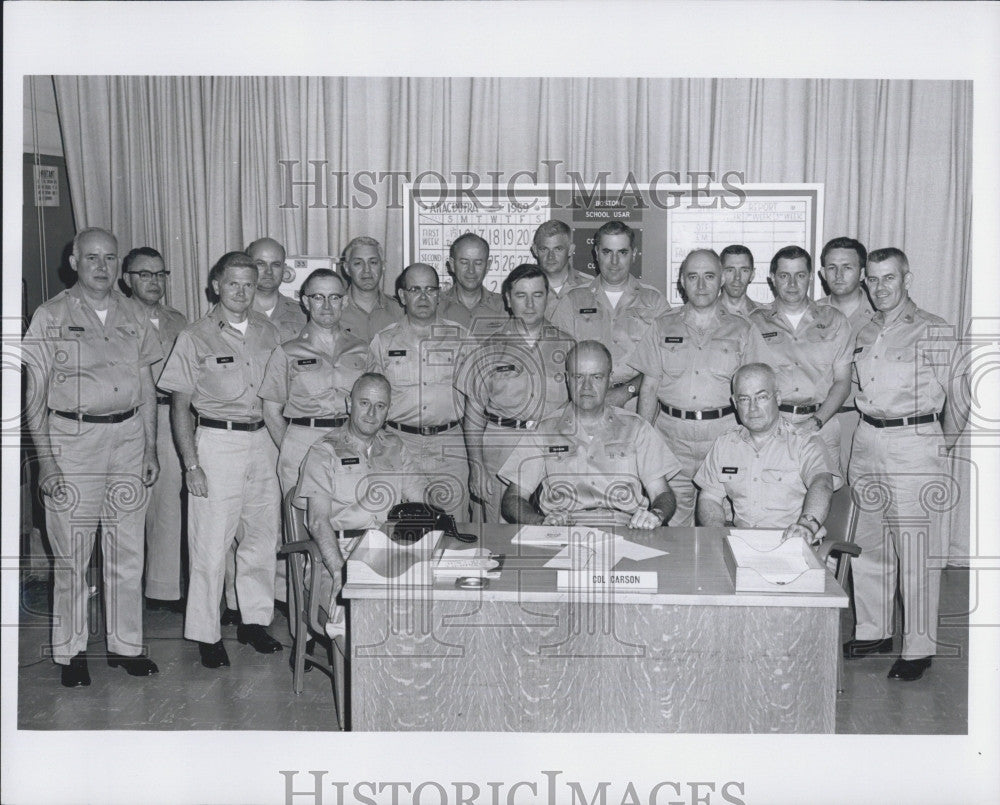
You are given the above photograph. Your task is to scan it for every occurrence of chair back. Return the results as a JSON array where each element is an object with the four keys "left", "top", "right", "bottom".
[{"left": 824, "top": 485, "right": 856, "bottom": 545}]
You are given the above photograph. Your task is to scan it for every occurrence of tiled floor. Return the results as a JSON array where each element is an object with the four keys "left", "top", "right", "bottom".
[{"left": 17, "top": 568, "right": 969, "bottom": 733}]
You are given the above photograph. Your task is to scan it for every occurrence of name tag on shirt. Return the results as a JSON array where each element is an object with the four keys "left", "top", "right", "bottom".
[
  {"left": 548, "top": 445, "right": 569, "bottom": 453},
  {"left": 388, "top": 349, "right": 407, "bottom": 357},
  {"left": 341, "top": 457, "right": 360, "bottom": 466},
  {"left": 495, "top": 364, "right": 516, "bottom": 372},
  {"left": 762, "top": 332, "right": 778, "bottom": 339},
  {"left": 68, "top": 326, "right": 85, "bottom": 332},
  {"left": 664, "top": 336, "right": 683, "bottom": 343},
  {"left": 722, "top": 467, "right": 739, "bottom": 474},
  {"left": 579, "top": 307, "right": 597, "bottom": 314},
  {"left": 216, "top": 356, "right": 234, "bottom": 364},
  {"left": 296, "top": 358, "right": 317, "bottom": 366},
  {"left": 854, "top": 347, "right": 864, "bottom": 354}
]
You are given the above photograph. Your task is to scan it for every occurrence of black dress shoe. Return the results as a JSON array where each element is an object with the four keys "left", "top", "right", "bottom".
[
  {"left": 888, "top": 656, "right": 932, "bottom": 681},
  {"left": 60, "top": 654, "right": 91, "bottom": 688},
  {"left": 220, "top": 608, "right": 241, "bottom": 626},
  {"left": 107, "top": 653, "right": 159, "bottom": 676},
  {"left": 146, "top": 597, "right": 185, "bottom": 614},
  {"left": 843, "top": 637, "right": 894, "bottom": 659},
  {"left": 198, "top": 640, "right": 231, "bottom": 669},
  {"left": 289, "top": 638, "right": 317, "bottom": 672},
  {"left": 274, "top": 599, "right": 289, "bottom": 619},
  {"left": 237, "top": 624, "right": 283, "bottom": 653}
]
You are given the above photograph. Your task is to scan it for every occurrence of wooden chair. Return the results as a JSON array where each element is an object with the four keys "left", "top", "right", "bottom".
[{"left": 278, "top": 489, "right": 347, "bottom": 730}]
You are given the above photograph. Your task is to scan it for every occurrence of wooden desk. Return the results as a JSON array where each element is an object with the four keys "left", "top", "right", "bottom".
[{"left": 342, "top": 525, "right": 848, "bottom": 733}]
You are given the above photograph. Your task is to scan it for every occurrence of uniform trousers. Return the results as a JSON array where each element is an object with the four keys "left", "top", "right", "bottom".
[
  {"left": 143, "top": 402, "right": 184, "bottom": 600},
  {"left": 833, "top": 407, "right": 861, "bottom": 478},
  {"left": 393, "top": 427, "right": 469, "bottom": 520},
  {"left": 849, "top": 421, "right": 949, "bottom": 659},
  {"left": 480, "top": 422, "right": 524, "bottom": 523},
  {"left": 655, "top": 413, "right": 735, "bottom": 527},
  {"left": 185, "top": 426, "right": 280, "bottom": 644},
  {"left": 46, "top": 414, "right": 148, "bottom": 663}
]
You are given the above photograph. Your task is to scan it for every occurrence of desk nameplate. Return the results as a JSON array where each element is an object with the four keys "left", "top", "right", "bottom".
[{"left": 556, "top": 570, "right": 658, "bottom": 592}]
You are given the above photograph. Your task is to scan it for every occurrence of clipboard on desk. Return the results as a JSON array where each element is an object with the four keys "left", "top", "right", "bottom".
[{"left": 723, "top": 530, "right": 826, "bottom": 593}]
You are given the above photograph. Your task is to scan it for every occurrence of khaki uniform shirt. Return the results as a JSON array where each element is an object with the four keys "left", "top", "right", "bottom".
[
  {"left": 498, "top": 405, "right": 682, "bottom": 517},
  {"left": 817, "top": 290, "right": 876, "bottom": 407},
  {"left": 720, "top": 296, "right": 760, "bottom": 321},
  {"left": 454, "top": 320, "right": 573, "bottom": 421},
  {"left": 258, "top": 321, "right": 368, "bottom": 418},
  {"left": 694, "top": 419, "right": 838, "bottom": 528},
  {"left": 133, "top": 300, "right": 188, "bottom": 367},
  {"left": 366, "top": 316, "right": 467, "bottom": 427},
  {"left": 749, "top": 302, "right": 853, "bottom": 406},
  {"left": 439, "top": 286, "right": 507, "bottom": 336},
  {"left": 340, "top": 290, "right": 404, "bottom": 343},
  {"left": 296, "top": 425, "right": 422, "bottom": 529},
  {"left": 157, "top": 306, "right": 279, "bottom": 422},
  {"left": 23, "top": 285, "right": 162, "bottom": 415},
  {"left": 261, "top": 293, "right": 307, "bottom": 342},
  {"left": 544, "top": 269, "right": 592, "bottom": 317},
  {"left": 628, "top": 305, "right": 758, "bottom": 409},
  {"left": 550, "top": 275, "right": 668, "bottom": 384},
  {"left": 853, "top": 298, "right": 952, "bottom": 419}
]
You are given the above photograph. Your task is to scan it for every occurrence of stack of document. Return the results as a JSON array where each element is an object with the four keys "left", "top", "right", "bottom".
[
  {"left": 347, "top": 529, "right": 442, "bottom": 586},
  {"left": 434, "top": 548, "right": 503, "bottom": 580},
  {"left": 512, "top": 525, "right": 667, "bottom": 571}
]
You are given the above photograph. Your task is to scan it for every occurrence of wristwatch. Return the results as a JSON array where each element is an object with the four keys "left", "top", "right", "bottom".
[
  {"left": 626, "top": 383, "right": 638, "bottom": 396},
  {"left": 185, "top": 463, "right": 201, "bottom": 472},
  {"left": 799, "top": 513, "right": 821, "bottom": 534},
  {"left": 809, "top": 415, "right": 823, "bottom": 430}
]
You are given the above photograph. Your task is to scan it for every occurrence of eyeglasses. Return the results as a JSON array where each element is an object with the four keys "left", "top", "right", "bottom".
[
  {"left": 304, "top": 292, "right": 344, "bottom": 306},
  {"left": 404, "top": 286, "right": 440, "bottom": 297},
  {"left": 126, "top": 270, "right": 170, "bottom": 281},
  {"left": 734, "top": 391, "right": 774, "bottom": 406}
]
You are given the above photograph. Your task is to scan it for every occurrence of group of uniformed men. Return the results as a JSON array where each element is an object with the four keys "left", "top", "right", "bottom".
[{"left": 24, "top": 216, "right": 966, "bottom": 690}]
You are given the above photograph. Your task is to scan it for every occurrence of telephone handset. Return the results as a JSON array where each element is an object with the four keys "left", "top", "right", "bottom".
[{"left": 386, "top": 502, "right": 477, "bottom": 544}]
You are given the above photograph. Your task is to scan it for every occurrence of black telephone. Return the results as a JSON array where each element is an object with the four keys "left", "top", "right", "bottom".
[{"left": 386, "top": 502, "right": 477, "bottom": 544}]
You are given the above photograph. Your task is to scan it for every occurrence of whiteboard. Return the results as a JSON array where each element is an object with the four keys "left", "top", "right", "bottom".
[{"left": 403, "top": 183, "right": 824, "bottom": 303}]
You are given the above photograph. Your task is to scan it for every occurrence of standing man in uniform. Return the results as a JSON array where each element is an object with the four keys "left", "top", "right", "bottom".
[
  {"left": 158, "top": 251, "right": 284, "bottom": 669},
  {"left": 339, "top": 236, "right": 404, "bottom": 343},
  {"left": 550, "top": 220, "right": 667, "bottom": 408},
  {"left": 248, "top": 237, "right": 307, "bottom": 342},
  {"left": 817, "top": 237, "right": 875, "bottom": 472},
  {"left": 24, "top": 227, "right": 161, "bottom": 686},
  {"left": 718, "top": 244, "right": 759, "bottom": 319},
  {"left": 748, "top": 245, "right": 852, "bottom": 475},
  {"left": 530, "top": 219, "right": 590, "bottom": 317},
  {"left": 122, "top": 246, "right": 189, "bottom": 613},
  {"left": 499, "top": 341, "right": 680, "bottom": 528},
  {"left": 366, "top": 263, "right": 470, "bottom": 519},
  {"left": 629, "top": 248, "right": 759, "bottom": 527},
  {"left": 439, "top": 232, "right": 506, "bottom": 334},
  {"left": 845, "top": 248, "right": 968, "bottom": 681}
]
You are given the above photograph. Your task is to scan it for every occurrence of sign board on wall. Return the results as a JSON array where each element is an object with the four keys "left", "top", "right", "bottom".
[
  {"left": 403, "top": 184, "right": 824, "bottom": 304},
  {"left": 279, "top": 256, "right": 337, "bottom": 299},
  {"left": 33, "top": 164, "right": 59, "bottom": 207}
]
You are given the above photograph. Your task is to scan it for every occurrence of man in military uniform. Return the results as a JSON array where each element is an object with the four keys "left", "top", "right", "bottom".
[
  {"left": 695, "top": 363, "right": 838, "bottom": 541},
  {"left": 339, "top": 236, "right": 404, "bottom": 342},
  {"left": 629, "top": 249, "right": 759, "bottom": 526},
  {"left": 530, "top": 219, "right": 591, "bottom": 317},
  {"left": 550, "top": 220, "right": 667, "bottom": 408},
  {"left": 157, "top": 251, "right": 283, "bottom": 669},
  {"left": 817, "top": 236, "right": 875, "bottom": 472},
  {"left": 499, "top": 341, "right": 679, "bottom": 528},
  {"left": 748, "top": 245, "right": 852, "bottom": 475},
  {"left": 122, "top": 246, "right": 188, "bottom": 612},
  {"left": 439, "top": 232, "right": 506, "bottom": 334},
  {"left": 248, "top": 237, "right": 307, "bottom": 342},
  {"left": 845, "top": 247, "right": 968, "bottom": 681},
  {"left": 24, "top": 227, "right": 161, "bottom": 686},
  {"left": 366, "top": 263, "right": 470, "bottom": 519},
  {"left": 718, "top": 244, "right": 759, "bottom": 319}
]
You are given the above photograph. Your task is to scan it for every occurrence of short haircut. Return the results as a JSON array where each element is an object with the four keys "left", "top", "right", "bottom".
[
  {"left": 209, "top": 251, "right": 257, "bottom": 286},
  {"left": 341, "top": 236, "right": 384, "bottom": 268},
  {"left": 533, "top": 219, "right": 571, "bottom": 245},
  {"left": 769, "top": 245, "right": 812, "bottom": 275},
  {"left": 501, "top": 263, "right": 549, "bottom": 304},
  {"left": 122, "top": 246, "right": 163, "bottom": 274},
  {"left": 593, "top": 220, "right": 636, "bottom": 250},
  {"left": 867, "top": 247, "right": 908, "bottom": 269},
  {"left": 398, "top": 262, "right": 439, "bottom": 290},
  {"left": 73, "top": 227, "right": 117, "bottom": 257},
  {"left": 300, "top": 268, "right": 343, "bottom": 297},
  {"left": 352, "top": 371, "right": 391, "bottom": 398},
  {"left": 567, "top": 340, "right": 613, "bottom": 373},
  {"left": 719, "top": 244, "right": 754, "bottom": 269},
  {"left": 679, "top": 248, "right": 721, "bottom": 274},
  {"left": 449, "top": 232, "right": 490, "bottom": 259},
  {"left": 732, "top": 362, "right": 777, "bottom": 394},
  {"left": 245, "top": 237, "right": 285, "bottom": 259},
  {"left": 820, "top": 237, "right": 867, "bottom": 268}
]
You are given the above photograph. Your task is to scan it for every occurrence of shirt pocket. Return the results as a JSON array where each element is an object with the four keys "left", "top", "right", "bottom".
[
  {"left": 332, "top": 354, "right": 366, "bottom": 393},
  {"left": 760, "top": 467, "right": 801, "bottom": 509},
  {"left": 200, "top": 357, "right": 244, "bottom": 401},
  {"left": 709, "top": 337, "right": 741, "bottom": 376},
  {"left": 383, "top": 354, "right": 415, "bottom": 386},
  {"left": 623, "top": 309, "right": 656, "bottom": 344},
  {"left": 290, "top": 360, "right": 333, "bottom": 397},
  {"left": 603, "top": 440, "right": 638, "bottom": 477}
]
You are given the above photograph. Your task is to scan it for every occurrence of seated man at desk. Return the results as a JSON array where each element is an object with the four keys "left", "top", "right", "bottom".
[
  {"left": 694, "top": 363, "right": 840, "bottom": 544},
  {"left": 295, "top": 373, "right": 422, "bottom": 630},
  {"left": 498, "top": 340, "right": 680, "bottom": 528}
]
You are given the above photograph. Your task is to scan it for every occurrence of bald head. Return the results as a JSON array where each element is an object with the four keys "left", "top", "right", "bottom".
[
  {"left": 567, "top": 340, "right": 612, "bottom": 413},
  {"left": 679, "top": 249, "right": 723, "bottom": 309},
  {"left": 348, "top": 373, "right": 392, "bottom": 439},
  {"left": 246, "top": 237, "right": 286, "bottom": 293}
]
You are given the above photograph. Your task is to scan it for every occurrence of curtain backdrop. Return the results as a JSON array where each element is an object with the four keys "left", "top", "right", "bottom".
[{"left": 51, "top": 75, "right": 974, "bottom": 559}]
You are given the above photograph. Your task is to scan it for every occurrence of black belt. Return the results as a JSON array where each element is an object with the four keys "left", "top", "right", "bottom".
[
  {"left": 660, "top": 403, "right": 734, "bottom": 421},
  {"left": 285, "top": 415, "right": 347, "bottom": 428},
  {"left": 156, "top": 395, "right": 171, "bottom": 405},
  {"left": 779, "top": 403, "right": 819, "bottom": 415},
  {"left": 861, "top": 412, "right": 942, "bottom": 429},
  {"left": 485, "top": 410, "right": 537, "bottom": 429},
  {"left": 386, "top": 419, "right": 460, "bottom": 436},
  {"left": 197, "top": 416, "right": 266, "bottom": 432},
  {"left": 336, "top": 529, "right": 366, "bottom": 540},
  {"left": 52, "top": 408, "right": 137, "bottom": 424},
  {"left": 837, "top": 405, "right": 856, "bottom": 414}
]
